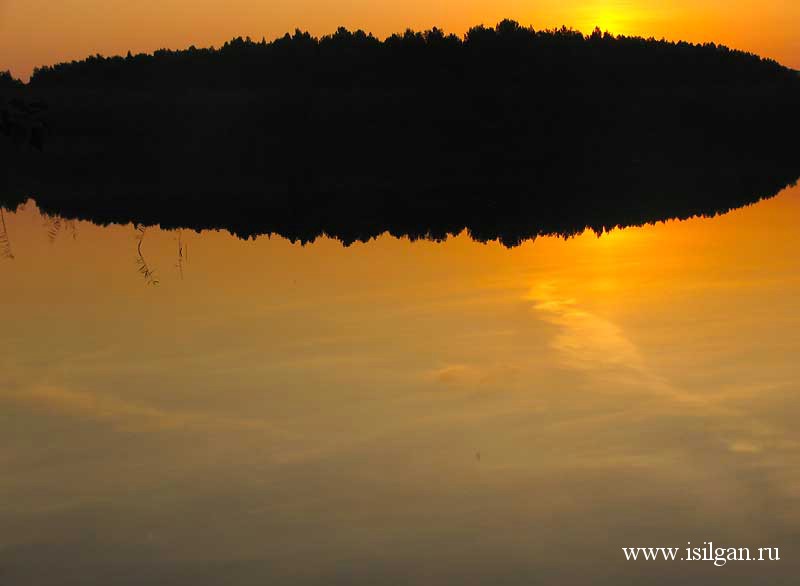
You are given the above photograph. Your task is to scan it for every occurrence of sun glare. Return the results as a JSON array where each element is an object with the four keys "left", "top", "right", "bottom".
[{"left": 575, "top": 0, "right": 651, "bottom": 36}]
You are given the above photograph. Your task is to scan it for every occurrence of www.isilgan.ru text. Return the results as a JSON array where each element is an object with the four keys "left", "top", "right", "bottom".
[{"left": 622, "top": 542, "right": 780, "bottom": 566}]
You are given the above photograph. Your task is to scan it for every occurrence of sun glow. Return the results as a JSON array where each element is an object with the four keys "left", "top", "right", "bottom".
[{"left": 574, "top": 0, "right": 658, "bottom": 36}]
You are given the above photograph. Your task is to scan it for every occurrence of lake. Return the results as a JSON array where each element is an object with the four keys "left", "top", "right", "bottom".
[{"left": 1, "top": 185, "right": 798, "bottom": 584}]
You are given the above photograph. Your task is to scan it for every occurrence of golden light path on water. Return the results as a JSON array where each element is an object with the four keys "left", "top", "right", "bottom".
[{"left": 0, "top": 185, "right": 798, "bottom": 584}]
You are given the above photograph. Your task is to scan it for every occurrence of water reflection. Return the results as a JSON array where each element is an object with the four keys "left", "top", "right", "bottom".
[{"left": 0, "top": 187, "right": 798, "bottom": 585}]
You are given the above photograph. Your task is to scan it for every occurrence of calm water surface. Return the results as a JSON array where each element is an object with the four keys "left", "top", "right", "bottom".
[{"left": 1, "top": 186, "right": 799, "bottom": 584}]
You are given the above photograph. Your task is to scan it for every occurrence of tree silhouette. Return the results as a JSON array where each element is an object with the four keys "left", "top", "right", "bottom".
[
  {"left": 24, "top": 21, "right": 795, "bottom": 90},
  {"left": 0, "top": 71, "right": 23, "bottom": 89}
]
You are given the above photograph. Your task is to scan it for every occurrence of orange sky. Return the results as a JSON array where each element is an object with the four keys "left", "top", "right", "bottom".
[{"left": 2, "top": 0, "right": 799, "bottom": 80}]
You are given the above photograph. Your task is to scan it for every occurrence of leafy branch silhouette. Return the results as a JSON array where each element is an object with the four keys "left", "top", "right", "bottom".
[
  {"left": 42, "top": 213, "right": 62, "bottom": 243},
  {"left": 66, "top": 219, "right": 78, "bottom": 240},
  {"left": 175, "top": 230, "right": 187, "bottom": 280},
  {"left": 135, "top": 224, "right": 159, "bottom": 285}
]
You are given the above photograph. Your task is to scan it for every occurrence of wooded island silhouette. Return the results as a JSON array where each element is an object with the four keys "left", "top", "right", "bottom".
[{"left": 2, "top": 20, "right": 799, "bottom": 245}]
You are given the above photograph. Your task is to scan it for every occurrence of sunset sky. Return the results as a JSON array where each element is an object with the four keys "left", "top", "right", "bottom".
[{"left": 2, "top": 0, "right": 799, "bottom": 80}]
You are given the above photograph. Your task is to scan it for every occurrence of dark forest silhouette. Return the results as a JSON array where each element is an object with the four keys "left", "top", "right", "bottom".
[
  {"left": 22, "top": 22, "right": 799, "bottom": 89},
  {"left": 0, "top": 71, "right": 24, "bottom": 89},
  {"left": 2, "top": 20, "right": 799, "bottom": 245}
]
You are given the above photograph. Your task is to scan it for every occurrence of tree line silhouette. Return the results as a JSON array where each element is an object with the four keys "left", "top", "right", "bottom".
[
  {"left": 27, "top": 21, "right": 797, "bottom": 90},
  {"left": 2, "top": 20, "right": 799, "bottom": 246},
  {"left": 0, "top": 71, "right": 24, "bottom": 89}
]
